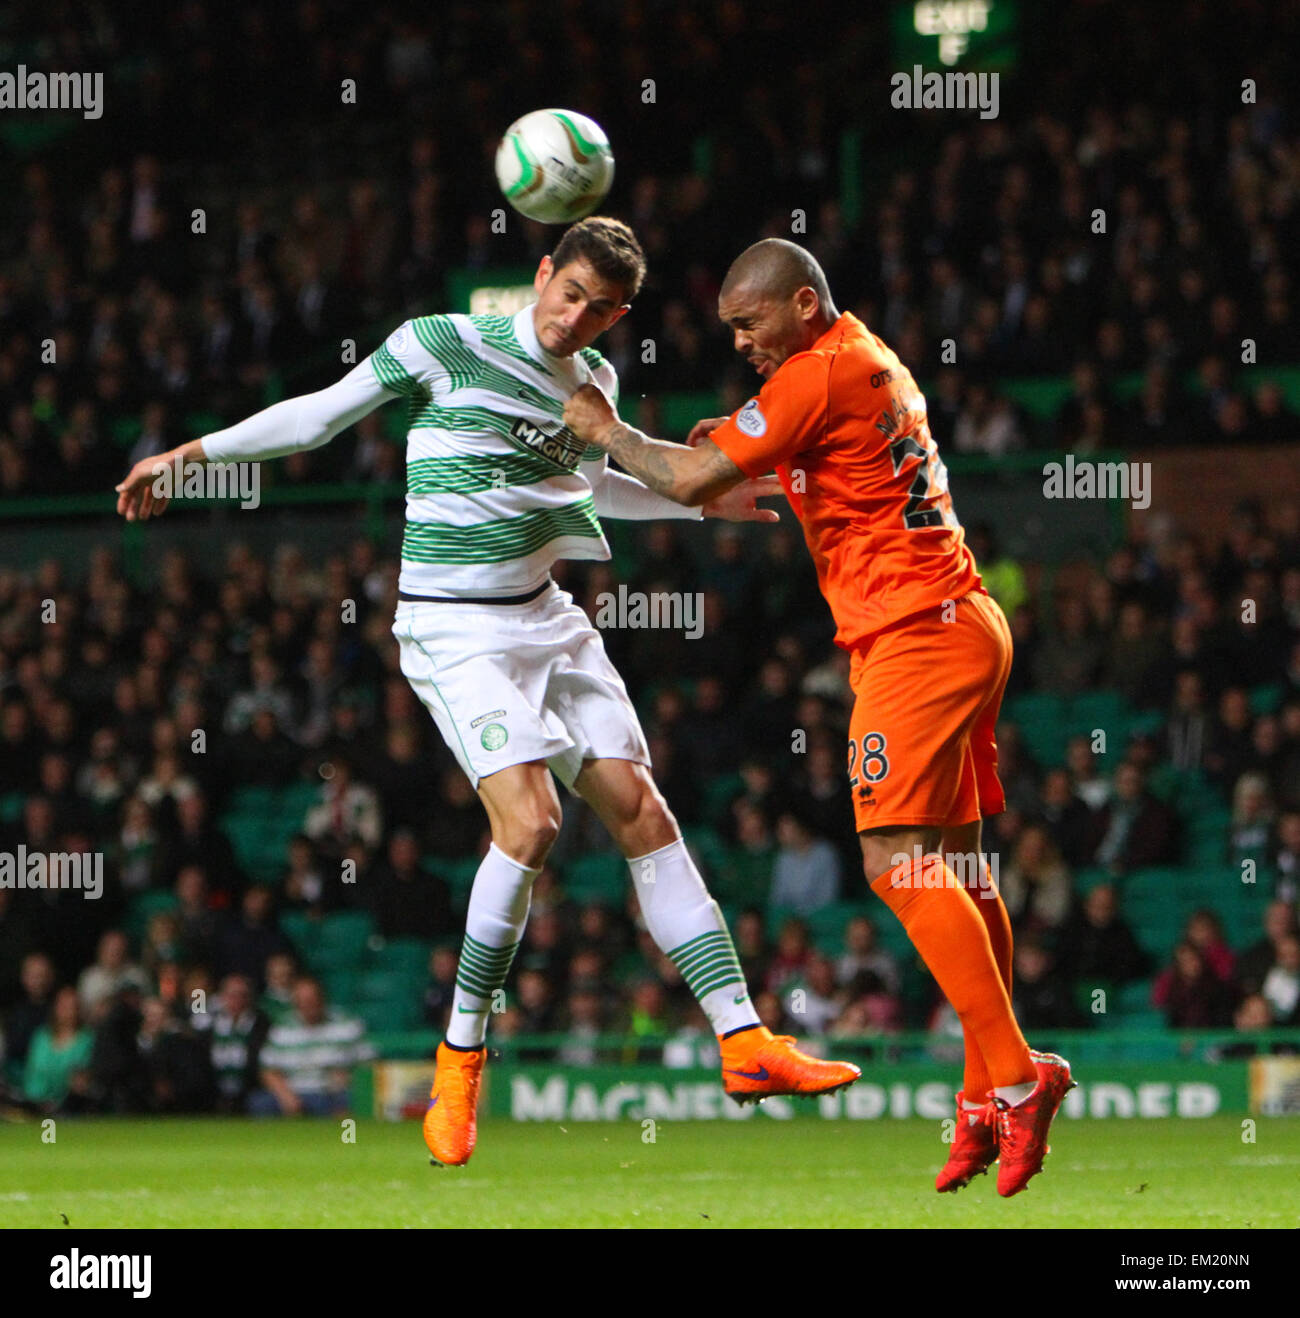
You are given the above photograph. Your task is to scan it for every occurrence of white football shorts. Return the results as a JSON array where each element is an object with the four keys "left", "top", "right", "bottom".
[{"left": 392, "top": 581, "right": 650, "bottom": 790}]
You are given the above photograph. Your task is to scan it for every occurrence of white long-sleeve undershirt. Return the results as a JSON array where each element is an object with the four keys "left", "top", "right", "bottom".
[
  {"left": 199, "top": 362, "right": 702, "bottom": 521},
  {"left": 200, "top": 360, "right": 385, "bottom": 463}
]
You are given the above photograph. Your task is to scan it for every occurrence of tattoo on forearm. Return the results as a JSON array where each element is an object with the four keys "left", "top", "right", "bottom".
[
  {"left": 603, "top": 423, "right": 685, "bottom": 500},
  {"left": 601, "top": 424, "right": 742, "bottom": 506}
]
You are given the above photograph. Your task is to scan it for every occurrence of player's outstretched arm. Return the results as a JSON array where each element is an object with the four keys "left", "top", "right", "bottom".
[
  {"left": 564, "top": 384, "right": 777, "bottom": 518},
  {"left": 114, "top": 356, "right": 398, "bottom": 521}
]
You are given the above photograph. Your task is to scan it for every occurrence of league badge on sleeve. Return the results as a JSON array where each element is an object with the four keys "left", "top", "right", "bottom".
[{"left": 736, "top": 398, "right": 767, "bottom": 438}]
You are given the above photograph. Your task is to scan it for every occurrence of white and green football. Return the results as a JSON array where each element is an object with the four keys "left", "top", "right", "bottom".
[{"left": 494, "top": 108, "right": 615, "bottom": 225}]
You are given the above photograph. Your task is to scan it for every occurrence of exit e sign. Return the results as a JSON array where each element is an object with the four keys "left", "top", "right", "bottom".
[{"left": 893, "top": 0, "right": 1019, "bottom": 70}]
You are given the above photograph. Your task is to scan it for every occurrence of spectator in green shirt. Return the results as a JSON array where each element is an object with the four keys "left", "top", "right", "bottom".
[{"left": 23, "top": 987, "right": 94, "bottom": 1110}]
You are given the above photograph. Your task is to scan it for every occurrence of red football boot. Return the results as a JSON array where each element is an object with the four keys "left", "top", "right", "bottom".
[
  {"left": 985, "top": 1052, "right": 1076, "bottom": 1197},
  {"left": 935, "top": 1090, "right": 998, "bottom": 1192}
]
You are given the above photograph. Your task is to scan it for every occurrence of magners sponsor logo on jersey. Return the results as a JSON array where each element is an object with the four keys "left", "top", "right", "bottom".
[{"left": 509, "top": 417, "right": 585, "bottom": 471}]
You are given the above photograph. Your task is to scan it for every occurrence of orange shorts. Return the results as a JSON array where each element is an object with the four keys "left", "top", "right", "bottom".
[{"left": 847, "top": 590, "right": 1012, "bottom": 832}]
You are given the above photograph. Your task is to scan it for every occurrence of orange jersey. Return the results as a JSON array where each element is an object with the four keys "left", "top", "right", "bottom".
[{"left": 710, "top": 312, "right": 981, "bottom": 650}]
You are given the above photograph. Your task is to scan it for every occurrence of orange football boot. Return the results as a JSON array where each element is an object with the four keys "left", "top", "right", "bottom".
[
  {"left": 424, "top": 1042, "right": 485, "bottom": 1167},
  {"left": 719, "top": 1025, "right": 861, "bottom": 1105}
]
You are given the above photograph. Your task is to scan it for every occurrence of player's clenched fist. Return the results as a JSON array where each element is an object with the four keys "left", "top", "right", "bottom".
[{"left": 563, "top": 383, "right": 618, "bottom": 445}]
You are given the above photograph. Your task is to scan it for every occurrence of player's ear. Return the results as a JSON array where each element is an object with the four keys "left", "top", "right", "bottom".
[{"left": 534, "top": 255, "right": 554, "bottom": 295}]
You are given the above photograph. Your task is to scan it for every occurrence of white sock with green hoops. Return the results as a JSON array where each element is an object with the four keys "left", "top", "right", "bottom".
[
  {"left": 627, "top": 838, "right": 760, "bottom": 1036},
  {"left": 445, "top": 843, "right": 536, "bottom": 1048}
]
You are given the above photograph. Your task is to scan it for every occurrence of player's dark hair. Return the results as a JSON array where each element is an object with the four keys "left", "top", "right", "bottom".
[{"left": 551, "top": 216, "right": 646, "bottom": 302}]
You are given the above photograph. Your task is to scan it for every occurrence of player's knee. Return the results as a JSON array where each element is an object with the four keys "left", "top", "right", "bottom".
[
  {"left": 859, "top": 827, "right": 939, "bottom": 885},
  {"left": 634, "top": 778, "right": 675, "bottom": 828},
  {"left": 623, "top": 779, "right": 678, "bottom": 850},
  {"left": 497, "top": 808, "right": 561, "bottom": 868}
]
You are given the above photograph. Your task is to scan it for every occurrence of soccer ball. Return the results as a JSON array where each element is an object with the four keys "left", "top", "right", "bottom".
[{"left": 494, "top": 109, "right": 615, "bottom": 225}]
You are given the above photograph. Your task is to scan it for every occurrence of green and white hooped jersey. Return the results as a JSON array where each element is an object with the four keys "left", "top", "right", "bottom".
[
  {"left": 200, "top": 301, "right": 699, "bottom": 593},
  {"left": 371, "top": 305, "right": 618, "bottom": 596}
]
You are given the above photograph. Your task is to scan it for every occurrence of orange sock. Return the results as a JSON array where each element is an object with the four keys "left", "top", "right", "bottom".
[
  {"left": 959, "top": 860, "right": 1015, "bottom": 1100},
  {"left": 870, "top": 853, "right": 1034, "bottom": 1089}
]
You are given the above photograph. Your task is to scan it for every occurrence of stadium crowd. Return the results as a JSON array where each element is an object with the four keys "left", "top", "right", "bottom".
[
  {"left": 3, "top": 2, "right": 1300, "bottom": 505},
  {"left": 2, "top": 2, "right": 1300, "bottom": 1113},
  {"left": 1, "top": 494, "right": 1299, "bottom": 1113}
]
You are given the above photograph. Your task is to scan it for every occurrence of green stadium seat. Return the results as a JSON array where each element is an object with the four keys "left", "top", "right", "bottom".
[
  {"left": 1067, "top": 689, "right": 1125, "bottom": 736},
  {"left": 1129, "top": 911, "right": 1181, "bottom": 960},
  {"left": 766, "top": 906, "right": 800, "bottom": 938},
  {"left": 369, "top": 937, "right": 433, "bottom": 976},
  {"left": 805, "top": 901, "right": 873, "bottom": 951},
  {"left": 221, "top": 812, "right": 270, "bottom": 872},
  {"left": 226, "top": 785, "right": 279, "bottom": 817},
  {"left": 356, "top": 968, "right": 421, "bottom": 1003},
  {"left": 354, "top": 998, "right": 420, "bottom": 1032},
  {"left": 219, "top": 782, "right": 324, "bottom": 885},
  {"left": 1189, "top": 837, "right": 1228, "bottom": 866},
  {"left": 313, "top": 945, "right": 367, "bottom": 974},
  {"left": 682, "top": 826, "right": 728, "bottom": 879},
  {"left": 311, "top": 911, "right": 375, "bottom": 971},
  {"left": 1122, "top": 1008, "right": 1170, "bottom": 1032},
  {"left": 1074, "top": 866, "right": 1113, "bottom": 893},
  {"left": 220, "top": 813, "right": 291, "bottom": 883},
  {"left": 1002, "top": 692, "right": 1069, "bottom": 764},
  {"left": 623, "top": 391, "right": 721, "bottom": 435},
  {"left": 1075, "top": 979, "right": 1114, "bottom": 1016},
  {"left": 319, "top": 910, "right": 375, "bottom": 945},
  {"left": 0, "top": 791, "right": 25, "bottom": 824},
  {"left": 714, "top": 846, "right": 773, "bottom": 907},
  {"left": 865, "top": 909, "right": 915, "bottom": 960},
  {"left": 1145, "top": 763, "right": 1180, "bottom": 803},
  {"left": 1123, "top": 709, "right": 1167, "bottom": 741},
  {"left": 701, "top": 774, "right": 744, "bottom": 828},
  {"left": 1189, "top": 811, "right": 1232, "bottom": 840},
  {"left": 125, "top": 889, "right": 179, "bottom": 941},
  {"left": 998, "top": 376, "right": 1075, "bottom": 421},
  {"left": 321, "top": 968, "right": 362, "bottom": 1002},
  {"left": 280, "top": 781, "right": 320, "bottom": 817},
  {"left": 422, "top": 855, "right": 481, "bottom": 897},
  {"left": 1250, "top": 683, "right": 1283, "bottom": 715},
  {"left": 562, "top": 851, "right": 626, "bottom": 904},
  {"left": 1172, "top": 767, "right": 1223, "bottom": 803},
  {"left": 610, "top": 950, "right": 650, "bottom": 985},
  {"left": 1117, "top": 978, "right": 1156, "bottom": 1013},
  {"left": 280, "top": 911, "right": 320, "bottom": 961},
  {"left": 184, "top": 410, "right": 226, "bottom": 437}
]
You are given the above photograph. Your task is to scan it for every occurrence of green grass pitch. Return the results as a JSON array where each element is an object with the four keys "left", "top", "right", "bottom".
[{"left": 2, "top": 1116, "right": 1297, "bottom": 1228}]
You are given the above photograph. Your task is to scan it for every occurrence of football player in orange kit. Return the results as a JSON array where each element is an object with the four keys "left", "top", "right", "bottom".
[{"left": 564, "top": 238, "right": 1074, "bottom": 1197}]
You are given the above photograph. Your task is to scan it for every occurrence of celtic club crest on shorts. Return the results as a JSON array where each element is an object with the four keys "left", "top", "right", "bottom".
[{"left": 480, "top": 723, "right": 508, "bottom": 751}]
